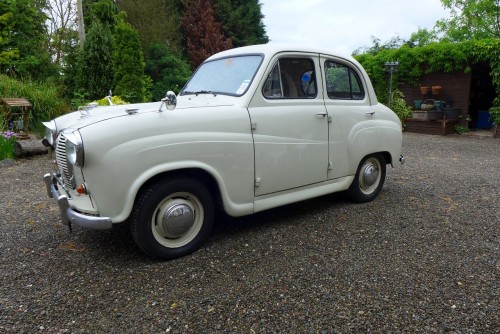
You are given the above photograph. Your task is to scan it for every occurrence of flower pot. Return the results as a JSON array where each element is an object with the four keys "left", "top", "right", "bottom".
[
  {"left": 434, "top": 100, "right": 444, "bottom": 111},
  {"left": 444, "top": 107, "right": 460, "bottom": 119},
  {"left": 420, "top": 86, "right": 430, "bottom": 95},
  {"left": 432, "top": 85, "right": 442, "bottom": 95},
  {"left": 427, "top": 110, "right": 444, "bottom": 121}
]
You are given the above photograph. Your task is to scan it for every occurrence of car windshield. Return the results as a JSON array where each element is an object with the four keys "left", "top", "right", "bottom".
[{"left": 181, "top": 55, "right": 263, "bottom": 96}]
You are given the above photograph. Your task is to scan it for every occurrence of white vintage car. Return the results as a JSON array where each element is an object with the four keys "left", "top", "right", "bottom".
[{"left": 43, "top": 44, "right": 404, "bottom": 259}]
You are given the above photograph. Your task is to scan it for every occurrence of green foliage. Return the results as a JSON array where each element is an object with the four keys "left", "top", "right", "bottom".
[
  {"left": 113, "top": 22, "right": 147, "bottom": 102},
  {"left": 0, "top": 75, "right": 69, "bottom": 131},
  {"left": 116, "top": 0, "right": 184, "bottom": 55},
  {"left": 390, "top": 90, "right": 413, "bottom": 124},
  {"left": 355, "top": 39, "right": 500, "bottom": 106},
  {"left": 145, "top": 43, "right": 192, "bottom": 101},
  {"left": 78, "top": 21, "right": 115, "bottom": 100},
  {"left": 436, "top": 0, "right": 500, "bottom": 41},
  {"left": 454, "top": 125, "right": 470, "bottom": 134},
  {"left": 489, "top": 97, "right": 500, "bottom": 124},
  {"left": 0, "top": 128, "right": 16, "bottom": 160},
  {"left": 213, "top": 0, "right": 269, "bottom": 47},
  {"left": 93, "top": 95, "right": 128, "bottom": 106},
  {"left": 0, "top": 0, "right": 55, "bottom": 80}
]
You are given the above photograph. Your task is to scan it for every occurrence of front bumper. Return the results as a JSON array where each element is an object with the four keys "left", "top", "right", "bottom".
[{"left": 43, "top": 173, "right": 112, "bottom": 230}]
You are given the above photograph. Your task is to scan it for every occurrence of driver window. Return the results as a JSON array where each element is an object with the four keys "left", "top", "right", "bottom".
[{"left": 263, "top": 58, "right": 317, "bottom": 99}]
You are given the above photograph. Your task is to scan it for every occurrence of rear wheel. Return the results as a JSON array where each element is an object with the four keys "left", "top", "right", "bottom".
[
  {"left": 130, "top": 177, "right": 214, "bottom": 260},
  {"left": 347, "top": 154, "right": 386, "bottom": 203}
]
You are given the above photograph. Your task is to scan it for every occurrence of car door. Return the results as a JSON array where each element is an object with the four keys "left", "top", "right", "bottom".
[
  {"left": 248, "top": 53, "right": 329, "bottom": 196},
  {"left": 320, "top": 55, "right": 374, "bottom": 179}
]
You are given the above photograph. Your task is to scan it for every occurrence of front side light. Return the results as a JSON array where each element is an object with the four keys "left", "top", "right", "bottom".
[
  {"left": 42, "top": 120, "right": 57, "bottom": 146},
  {"left": 64, "top": 130, "right": 84, "bottom": 167}
]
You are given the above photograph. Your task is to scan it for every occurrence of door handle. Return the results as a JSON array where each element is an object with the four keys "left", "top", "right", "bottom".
[
  {"left": 366, "top": 111, "right": 376, "bottom": 116},
  {"left": 315, "top": 112, "right": 328, "bottom": 117}
]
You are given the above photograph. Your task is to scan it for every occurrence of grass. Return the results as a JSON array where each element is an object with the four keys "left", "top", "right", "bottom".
[{"left": 0, "top": 75, "right": 70, "bottom": 137}]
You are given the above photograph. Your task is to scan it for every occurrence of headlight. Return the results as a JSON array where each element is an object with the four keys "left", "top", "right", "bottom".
[
  {"left": 64, "top": 131, "right": 84, "bottom": 167},
  {"left": 42, "top": 120, "right": 57, "bottom": 146}
]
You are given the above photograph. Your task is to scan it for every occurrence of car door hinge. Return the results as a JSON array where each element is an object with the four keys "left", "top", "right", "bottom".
[
  {"left": 328, "top": 161, "right": 333, "bottom": 170},
  {"left": 251, "top": 122, "right": 257, "bottom": 131},
  {"left": 255, "top": 177, "right": 261, "bottom": 187}
]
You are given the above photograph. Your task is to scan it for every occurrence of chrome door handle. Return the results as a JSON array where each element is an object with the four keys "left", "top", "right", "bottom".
[
  {"left": 315, "top": 112, "right": 328, "bottom": 117},
  {"left": 366, "top": 111, "right": 376, "bottom": 116}
]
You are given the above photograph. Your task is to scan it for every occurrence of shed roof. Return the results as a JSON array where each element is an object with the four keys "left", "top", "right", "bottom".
[{"left": 1, "top": 98, "right": 32, "bottom": 108}]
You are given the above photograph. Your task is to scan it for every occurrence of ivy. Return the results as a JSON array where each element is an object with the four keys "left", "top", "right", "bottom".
[{"left": 355, "top": 39, "right": 500, "bottom": 105}]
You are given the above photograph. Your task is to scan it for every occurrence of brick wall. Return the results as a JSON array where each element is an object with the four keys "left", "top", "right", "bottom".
[{"left": 399, "top": 71, "right": 472, "bottom": 126}]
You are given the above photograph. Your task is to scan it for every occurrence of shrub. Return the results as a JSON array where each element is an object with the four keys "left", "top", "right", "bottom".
[{"left": 0, "top": 75, "right": 69, "bottom": 134}]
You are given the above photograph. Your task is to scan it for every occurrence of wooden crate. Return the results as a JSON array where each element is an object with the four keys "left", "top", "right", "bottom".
[{"left": 405, "top": 119, "right": 459, "bottom": 136}]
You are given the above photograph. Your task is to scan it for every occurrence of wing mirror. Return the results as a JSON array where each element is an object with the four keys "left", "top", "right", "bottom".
[{"left": 160, "top": 91, "right": 177, "bottom": 111}]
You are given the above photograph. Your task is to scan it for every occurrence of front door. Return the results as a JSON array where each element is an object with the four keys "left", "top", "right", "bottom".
[{"left": 248, "top": 54, "right": 329, "bottom": 196}]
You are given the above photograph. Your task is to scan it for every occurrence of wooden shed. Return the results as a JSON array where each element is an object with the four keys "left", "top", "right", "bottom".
[{"left": 1, "top": 98, "right": 32, "bottom": 131}]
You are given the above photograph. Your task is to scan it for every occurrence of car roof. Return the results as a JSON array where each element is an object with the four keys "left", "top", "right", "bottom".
[{"left": 206, "top": 43, "right": 355, "bottom": 63}]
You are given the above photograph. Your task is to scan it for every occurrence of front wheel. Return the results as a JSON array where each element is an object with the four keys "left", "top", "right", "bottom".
[
  {"left": 130, "top": 177, "right": 214, "bottom": 260},
  {"left": 347, "top": 154, "right": 386, "bottom": 203}
]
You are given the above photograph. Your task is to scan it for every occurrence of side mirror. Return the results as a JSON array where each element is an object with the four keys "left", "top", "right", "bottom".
[{"left": 160, "top": 91, "right": 177, "bottom": 112}]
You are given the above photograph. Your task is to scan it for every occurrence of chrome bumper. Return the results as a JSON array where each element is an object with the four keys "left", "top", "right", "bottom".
[{"left": 43, "top": 173, "right": 112, "bottom": 230}]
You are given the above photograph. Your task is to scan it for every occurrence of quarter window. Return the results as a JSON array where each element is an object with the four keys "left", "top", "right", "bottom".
[
  {"left": 325, "top": 61, "right": 364, "bottom": 100},
  {"left": 263, "top": 58, "right": 317, "bottom": 99}
]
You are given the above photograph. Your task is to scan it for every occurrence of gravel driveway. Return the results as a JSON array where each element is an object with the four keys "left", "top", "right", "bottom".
[{"left": 0, "top": 133, "right": 498, "bottom": 333}]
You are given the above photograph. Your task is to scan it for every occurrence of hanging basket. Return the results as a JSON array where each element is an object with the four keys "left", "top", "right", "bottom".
[{"left": 420, "top": 99, "right": 435, "bottom": 111}]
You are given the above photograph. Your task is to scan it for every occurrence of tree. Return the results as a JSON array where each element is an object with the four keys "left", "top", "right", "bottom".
[
  {"left": 45, "top": 0, "right": 77, "bottom": 66},
  {"left": 113, "top": 21, "right": 147, "bottom": 102},
  {"left": 116, "top": 0, "right": 184, "bottom": 55},
  {"left": 145, "top": 43, "right": 192, "bottom": 101},
  {"left": 0, "top": 0, "right": 55, "bottom": 79},
  {"left": 213, "top": 0, "right": 269, "bottom": 47},
  {"left": 78, "top": 21, "right": 114, "bottom": 100},
  {"left": 436, "top": 0, "right": 500, "bottom": 41},
  {"left": 182, "top": 0, "right": 232, "bottom": 69}
]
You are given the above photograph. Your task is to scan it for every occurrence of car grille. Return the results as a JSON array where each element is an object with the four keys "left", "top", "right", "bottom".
[{"left": 55, "top": 133, "right": 74, "bottom": 188}]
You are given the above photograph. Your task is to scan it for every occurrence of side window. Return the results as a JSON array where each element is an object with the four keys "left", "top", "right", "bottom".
[
  {"left": 263, "top": 58, "right": 317, "bottom": 99},
  {"left": 325, "top": 61, "right": 365, "bottom": 100}
]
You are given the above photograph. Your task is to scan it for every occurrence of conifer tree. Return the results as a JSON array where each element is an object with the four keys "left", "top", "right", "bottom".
[{"left": 182, "top": 0, "right": 232, "bottom": 69}]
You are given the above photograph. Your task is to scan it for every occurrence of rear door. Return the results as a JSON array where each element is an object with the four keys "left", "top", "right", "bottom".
[{"left": 320, "top": 55, "right": 374, "bottom": 179}]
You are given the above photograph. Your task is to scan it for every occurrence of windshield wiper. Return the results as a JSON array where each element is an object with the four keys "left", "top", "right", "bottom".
[{"left": 183, "top": 90, "right": 217, "bottom": 96}]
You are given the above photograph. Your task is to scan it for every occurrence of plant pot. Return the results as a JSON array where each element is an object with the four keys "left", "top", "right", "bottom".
[
  {"left": 444, "top": 107, "right": 460, "bottom": 119},
  {"left": 434, "top": 100, "right": 444, "bottom": 111},
  {"left": 420, "top": 86, "right": 430, "bottom": 95},
  {"left": 432, "top": 85, "right": 442, "bottom": 95},
  {"left": 427, "top": 110, "right": 444, "bottom": 121},
  {"left": 413, "top": 100, "right": 423, "bottom": 109}
]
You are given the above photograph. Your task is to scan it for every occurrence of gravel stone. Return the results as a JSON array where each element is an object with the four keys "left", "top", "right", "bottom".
[{"left": 0, "top": 133, "right": 498, "bottom": 333}]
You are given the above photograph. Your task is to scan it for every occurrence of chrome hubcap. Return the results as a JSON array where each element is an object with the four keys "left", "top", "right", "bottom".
[
  {"left": 162, "top": 203, "right": 194, "bottom": 238},
  {"left": 362, "top": 164, "right": 379, "bottom": 187},
  {"left": 152, "top": 193, "right": 204, "bottom": 248},
  {"left": 359, "top": 158, "right": 381, "bottom": 194}
]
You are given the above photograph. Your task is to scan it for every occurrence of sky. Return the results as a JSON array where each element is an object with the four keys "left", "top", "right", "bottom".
[{"left": 260, "top": 0, "right": 451, "bottom": 55}]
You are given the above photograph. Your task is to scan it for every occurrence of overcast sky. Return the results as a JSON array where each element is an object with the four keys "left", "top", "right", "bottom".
[{"left": 260, "top": 0, "right": 451, "bottom": 55}]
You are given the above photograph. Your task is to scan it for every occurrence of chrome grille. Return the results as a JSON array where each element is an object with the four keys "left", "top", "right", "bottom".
[{"left": 55, "top": 133, "right": 74, "bottom": 188}]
